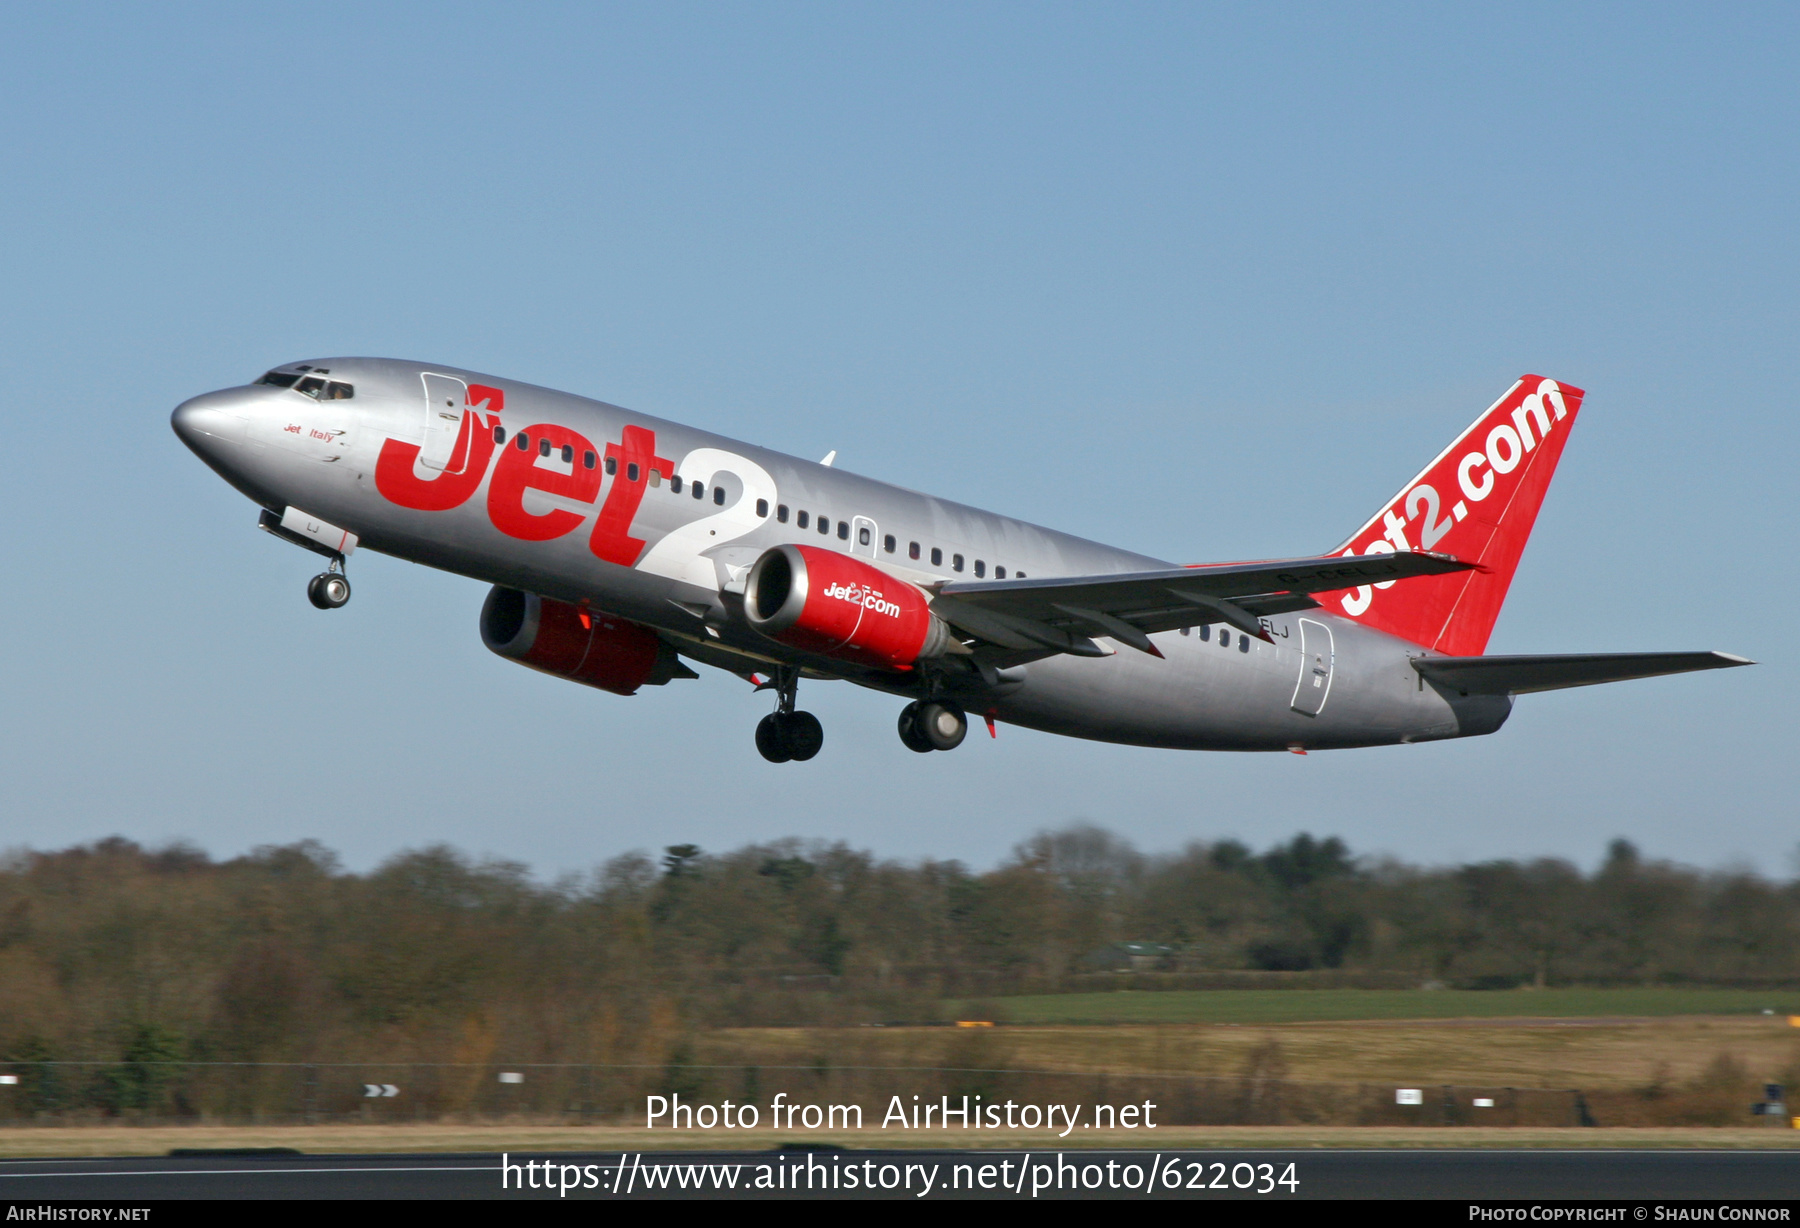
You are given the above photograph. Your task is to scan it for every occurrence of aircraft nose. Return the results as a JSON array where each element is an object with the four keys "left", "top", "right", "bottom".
[{"left": 171, "top": 389, "right": 251, "bottom": 453}]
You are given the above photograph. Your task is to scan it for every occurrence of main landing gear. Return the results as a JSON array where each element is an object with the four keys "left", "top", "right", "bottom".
[
  {"left": 306, "top": 559, "right": 351, "bottom": 610},
  {"left": 898, "top": 700, "right": 967, "bottom": 753},
  {"left": 755, "top": 667, "right": 823, "bottom": 763}
]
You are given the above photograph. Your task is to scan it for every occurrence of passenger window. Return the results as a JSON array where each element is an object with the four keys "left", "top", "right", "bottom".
[
  {"left": 295, "top": 376, "right": 326, "bottom": 398},
  {"left": 995, "top": 565, "right": 1006, "bottom": 579},
  {"left": 1220, "top": 630, "right": 1231, "bottom": 648},
  {"left": 627, "top": 462, "right": 640, "bottom": 482},
  {"left": 583, "top": 451, "right": 596, "bottom": 470},
  {"left": 692, "top": 480, "right": 704, "bottom": 500},
  {"left": 493, "top": 425, "right": 505, "bottom": 444},
  {"left": 670, "top": 475, "right": 682, "bottom": 493},
  {"left": 714, "top": 486, "right": 726, "bottom": 505},
  {"left": 756, "top": 499, "right": 769, "bottom": 517},
  {"left": 883, "top": 534, "right": 895, "bottom": 553},
  {"left": 605, "top": 456, "right": 617, "bottom": 475},
  {"left": 1199, "top": 624, "right": 1210, "bottom": 641},
  {"left": 516, "top": 433, "right": 531, "bottom": 452},
  {"left": 974, "top": 560, "right": 985, "bottom": 578},
  {"left": 1239, "top": 635, "right": 1251, "bottom": 653},
  {"left": 561, "top": 444, "right": 574, "bottom": 463},
  {"left": 931, "top": 547, "right": 942, "bottom": 566},
  {"left": 1015, "top": 571, "right": 1025, "bottom": 578},
  {"left": 538, "top": 438, "right": 552, "bottom": 458},
  {"left": 1180, "top": 626, "right": 1190, "bottom": 636},
  {"left": 797, "top": 511, "right": 810, "bottom": 529},
  {"left": 778, "top": 504, "right": 790, "bottom": 523},
  {"left": 952, "top": 554, "right": 964, "bottom": 572},
  {"left": 908, "top": 541, "right": 920, "bottom": 560},
  {"left": 838, "top": 522, "right": 850, "bottom": 541},
  {"left": 323, "top": 381, "right": 354, "bottom": 400},
  {"left": 819, "top": 517, "right": 831, "bottom": 534}
]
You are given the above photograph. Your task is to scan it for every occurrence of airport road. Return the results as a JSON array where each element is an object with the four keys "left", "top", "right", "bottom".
[{"left": 0, "top": 1149, "right": 1797, "bottom": 1200}]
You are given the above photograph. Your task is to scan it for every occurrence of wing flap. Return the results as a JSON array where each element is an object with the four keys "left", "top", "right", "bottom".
[
  {"left": 1413, "top": 651, "right": 1753, "bottom": 695},
  {"left": 928, "top": 595, "right": 1110, "bottom": 657}
]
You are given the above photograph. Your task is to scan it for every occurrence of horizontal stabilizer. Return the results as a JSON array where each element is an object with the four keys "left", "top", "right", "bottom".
[{"left": 1413, "top": 651, "right": 1752, "bottom": 696}]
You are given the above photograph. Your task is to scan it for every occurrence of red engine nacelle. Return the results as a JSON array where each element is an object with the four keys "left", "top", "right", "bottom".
[
  {"left": 744, "top": 544, "right": 952, "bottom": 670},
  {"left": 480, "top": 587, "right": 693, "bottom": 695}
]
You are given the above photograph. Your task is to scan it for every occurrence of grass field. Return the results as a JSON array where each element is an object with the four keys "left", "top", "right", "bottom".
[
  {"left": 711, "top": 1016, "right": 1800, "bottom": 1089},
  {"left": 969, "top": 988, "right": 1800, "bottom": 1026}
]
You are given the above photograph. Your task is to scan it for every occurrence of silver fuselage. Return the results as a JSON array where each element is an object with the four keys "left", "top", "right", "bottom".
[{"left": 172, "top": 358, "right": 1505, "bottom": 751}]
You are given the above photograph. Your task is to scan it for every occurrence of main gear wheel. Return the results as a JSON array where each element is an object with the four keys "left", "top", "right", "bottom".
[
  {"left": 898, "top": 700, "right": 967, "bottom": 752},
  {"left": 755, "top": 710, "right": 824, "bottom": 763}
]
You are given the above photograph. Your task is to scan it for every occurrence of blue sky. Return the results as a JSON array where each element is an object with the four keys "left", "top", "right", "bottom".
[{"left": 0, "top": 3, "right": 1791, "bottom": 875}]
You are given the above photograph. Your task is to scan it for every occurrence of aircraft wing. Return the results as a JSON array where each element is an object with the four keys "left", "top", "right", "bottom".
[
  {"left": 1413, "top": 651, "right": 1753, "bottom": 695},
  {"left": 930, "top": 551, "right": 1475, "bottom": 657}
]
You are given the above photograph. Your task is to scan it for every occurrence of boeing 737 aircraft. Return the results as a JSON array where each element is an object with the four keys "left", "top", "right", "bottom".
[{"left": 172, "top": 363, "right": 1748, "bottom": 762}]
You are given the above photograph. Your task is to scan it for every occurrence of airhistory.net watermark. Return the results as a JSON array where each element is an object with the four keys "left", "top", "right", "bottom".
[
  {"left": 644, "top": 1092, "right": 1158, "bottom": 1136},
  {"left": 502, "top": 1152, "right": 1299, "bottom": 1197}
]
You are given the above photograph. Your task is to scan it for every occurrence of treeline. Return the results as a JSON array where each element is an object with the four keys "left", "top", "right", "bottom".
[{"left": 1, "top": 828, "right": 1797, "bottom": 1069}]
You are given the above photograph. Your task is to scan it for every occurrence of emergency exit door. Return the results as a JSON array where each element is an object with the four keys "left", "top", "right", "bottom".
[{"left": 1290, "top": 618, "right": 1335, "bottom": 716}]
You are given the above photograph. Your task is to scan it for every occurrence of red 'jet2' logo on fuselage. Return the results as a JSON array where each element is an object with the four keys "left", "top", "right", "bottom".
[{"left": 373, "top": 384, "right": 671, "bottom": 568}]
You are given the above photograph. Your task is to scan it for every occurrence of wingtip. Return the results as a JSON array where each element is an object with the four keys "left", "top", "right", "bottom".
[{"left": 1715, "top": 652, "right": 1756, "bottom": 666}]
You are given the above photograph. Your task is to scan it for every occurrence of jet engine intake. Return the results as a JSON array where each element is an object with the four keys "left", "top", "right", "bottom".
[
  {"left": 480, "top": 587, "right": 695, "bottom": 695},
  {"left": 744, "top": 544, "right": 951, "bottom": 670}
]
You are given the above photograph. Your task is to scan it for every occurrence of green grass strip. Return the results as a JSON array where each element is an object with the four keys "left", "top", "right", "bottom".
[{"left": 962, "top": 988, "right": 1800, "bottom": 1025}]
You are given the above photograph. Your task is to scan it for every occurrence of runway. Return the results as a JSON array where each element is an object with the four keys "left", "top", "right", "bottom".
[{"left": 1, "top": 1148, "right": 1796, "bottom": 1200}]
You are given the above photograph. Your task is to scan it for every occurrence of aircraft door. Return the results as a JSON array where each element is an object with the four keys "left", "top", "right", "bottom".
[
  {"left": 419, "top": 373, "right": 470, "bottom": 472},
  {"left": 851, "top": 515, "right": 878, "bottom": 560},
  {"left": 1291, "top": 618, "right": 1335, "bottom": 716}
]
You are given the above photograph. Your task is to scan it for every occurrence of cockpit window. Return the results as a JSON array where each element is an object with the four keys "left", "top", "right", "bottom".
[
  {"left": 288, "top": 376, "right": 355, "bottom": 400},
  {"left": 256, "top": 371, "right": 300, "bottom": 388}
]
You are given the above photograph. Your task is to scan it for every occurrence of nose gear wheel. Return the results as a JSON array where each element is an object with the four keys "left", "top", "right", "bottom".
[{"left": 307, "top": 572, "right": 351, "bottom": 609}]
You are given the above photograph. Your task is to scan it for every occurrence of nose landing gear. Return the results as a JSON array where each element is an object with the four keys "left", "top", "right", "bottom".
[
  {"left": 306, "top": 565, "right": 351, "bottom": 610},
  {"left": 755, "top": 667, "right": 824, "bottom": 763},
  {"left": 257, "top": 509, "right": 355, "bottom": 611},
  {"left": 898, "top": 700, "right": 967, "bottom": 752}
]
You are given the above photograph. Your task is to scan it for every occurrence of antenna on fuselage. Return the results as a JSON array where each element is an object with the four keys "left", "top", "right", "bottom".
[{"left": 819, "top": 450, "right": 837, "bottom": 467}]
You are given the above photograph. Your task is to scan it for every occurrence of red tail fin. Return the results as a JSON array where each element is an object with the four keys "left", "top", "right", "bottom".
[{"left": 1327, "top": 376, "right": 1584, "bottom": 656}]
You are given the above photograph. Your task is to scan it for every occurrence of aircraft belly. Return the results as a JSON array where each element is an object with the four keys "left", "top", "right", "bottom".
[{"left": 992, "top": 616, "right": 1487, "bottom": 751}]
